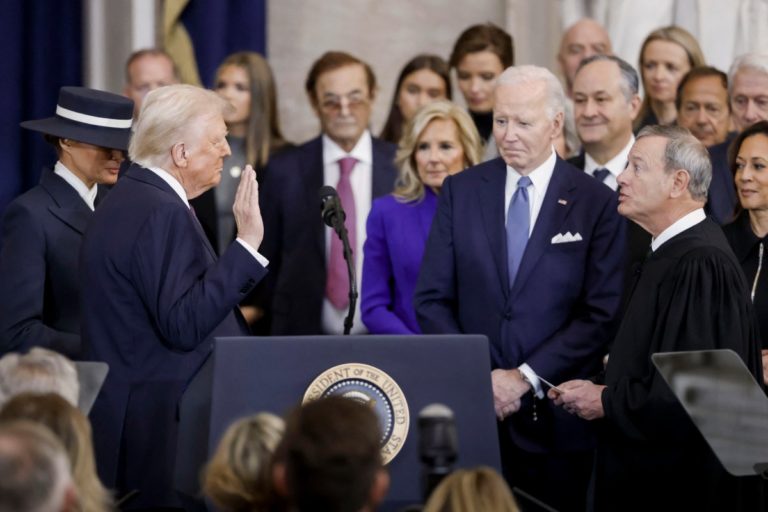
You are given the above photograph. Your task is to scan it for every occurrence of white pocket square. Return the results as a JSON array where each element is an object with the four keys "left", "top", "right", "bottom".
[{"left": 551, "top": 231, "right": 583, "bottom": 244}]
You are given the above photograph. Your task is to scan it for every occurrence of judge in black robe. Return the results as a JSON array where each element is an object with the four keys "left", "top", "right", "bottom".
[{"left": 551, "top": 126, "right": 765, "bottom": 512}]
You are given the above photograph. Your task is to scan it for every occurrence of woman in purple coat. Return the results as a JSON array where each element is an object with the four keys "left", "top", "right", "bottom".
[{"left": 362, "top": 101, "right": 482, "bottom": 333}]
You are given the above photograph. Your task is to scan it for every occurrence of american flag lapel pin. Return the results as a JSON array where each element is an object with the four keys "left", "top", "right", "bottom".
[{"left": 558, "top": 199, "right": 568, "bottom": 205}]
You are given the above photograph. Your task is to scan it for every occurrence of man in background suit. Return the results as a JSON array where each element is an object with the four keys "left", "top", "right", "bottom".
[
  {"left": 259, "top": 51, "right": 397, "bottom": 335},
  {"left": 414, "top": 65, "right": 625, "bottom": 512},
  {"left": 557, "top": 18, "right": 612, "bottom": 98},
  {"left": 81, "top": 85, "right": 267, "bottom": 509},
  {"left": 568, "top": 55, "right": 650, "bottom": 296},
  {"left": 122, "top": 48, "right": 180, "bottom": 120},
  {"left": 707, "top": 53, "right": 768, "bottom": 224},
  {"left": 0, "top": 87, "right": 133, "bottom": 358}
]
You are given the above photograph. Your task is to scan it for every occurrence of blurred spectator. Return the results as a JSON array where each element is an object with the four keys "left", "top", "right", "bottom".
[
  {"left": 635, "top": 26, "right": 705, "bottom": 130},
  {"left": 203, "top": 412, "right": 285, "bottom": 512},
  {"left": 0, "top": 348, "right": 79, "bottom": 407},
  {"left": 422, "top": 466, "right": 520, "bottom": 512},
  {"left": 449, "top": 23, "right": 514, "bottom": 161},
  {"left": 123, "top": 48, "right": 180, "bottom": 119},
  {"left": 379, "top": 54, "right": 451, "bottom": 145},
  {"left": 557, "top": 18, "right": 612, "bottom": 98},
  {"left": 273, "top": 397, "right": 389, "bottom": 512},
  {"left": 0, "top": 393, "right": 112, "bottom": 512},
  {"left": 676, "top": 67, "right": 732, "bottom": 148},
  {"left": 0, "top": 420, "right": 78, "bottom": 512},
  {"left": 728, "top": 53, "right": 768, "bottom": 132}
]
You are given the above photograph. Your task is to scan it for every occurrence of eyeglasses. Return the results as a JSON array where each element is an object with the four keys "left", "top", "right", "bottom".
[{"left": 319, "top": 92, "right": 369, "bottom": 113}]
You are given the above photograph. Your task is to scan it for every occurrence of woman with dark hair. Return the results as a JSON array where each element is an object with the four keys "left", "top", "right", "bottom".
[
  {"left": 449, "top": 23, "right": 514, "bottom": 161},
  {"left": 723, "top": 120, "right": 768, "bottom": 385},
  {"left": 635, "top": 26, "right": 706, "bottom": 130},
  {"left": 379, "top": 54, "right": 451, "bottom": 145}
]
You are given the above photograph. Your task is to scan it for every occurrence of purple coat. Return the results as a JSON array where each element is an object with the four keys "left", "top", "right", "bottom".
[{"left": 361, "top": 188, "right": 437, "bottom": 334}]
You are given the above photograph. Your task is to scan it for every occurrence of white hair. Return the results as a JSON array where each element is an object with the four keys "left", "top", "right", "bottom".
[
  {"left": 129, "top": 84, "right": 232, "bottom": 167},
  {"left": 496, "top": 65, "right": 566, "bottom": 120},
  {"left": 728, "top": 53, "right": 768, "bottom": 96},
  {"left": 0, "top": 349, "right": 79, "bottom": 408}
]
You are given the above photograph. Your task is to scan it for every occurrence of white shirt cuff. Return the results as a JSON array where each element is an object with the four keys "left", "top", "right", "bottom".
[
  {"left": 519, "top": 363, "right": 544, "bottom": 399},
  {"left": 236, "top": 238, "right": 269, "bottom": 268}
]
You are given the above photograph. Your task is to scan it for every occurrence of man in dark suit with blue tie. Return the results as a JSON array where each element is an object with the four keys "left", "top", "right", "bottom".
[
  {"left": 414, "top": 65, "right": 625, "bottom": 512},
  {"left": 258, "top": 51, "right": 397, "bottom": 335},
  {"left": 80, "top": 84, "right": 268, "bottom": 509}
]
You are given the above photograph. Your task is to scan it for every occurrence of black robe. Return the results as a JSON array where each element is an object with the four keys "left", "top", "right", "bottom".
[{"left": 594, "top": 218, "right": 765, "bottom": 511}]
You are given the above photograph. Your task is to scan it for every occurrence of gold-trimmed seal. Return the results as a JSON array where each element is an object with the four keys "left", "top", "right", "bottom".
[{"left": 303, "top": 363, "right": 409, "bottom": 464}]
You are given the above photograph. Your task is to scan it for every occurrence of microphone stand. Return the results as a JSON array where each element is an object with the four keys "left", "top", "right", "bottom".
[{"left": 331, "top": 214, "right": 357, "bottom": 335}]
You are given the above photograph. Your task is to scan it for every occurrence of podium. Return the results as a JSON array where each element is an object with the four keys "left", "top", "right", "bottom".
[{"left": 175, "top": 335, "right": 501, "bottom": 510}]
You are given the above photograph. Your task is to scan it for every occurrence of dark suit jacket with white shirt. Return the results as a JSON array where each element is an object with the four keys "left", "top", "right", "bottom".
[
  {"left": 80, "top": 163, "right": 267, "bottom": 508},
  {"left": 258, "top": 135, "right": 397, "bottom": 335},
  {"left": 0, "top": 168, "right": 106, "bottom": 358},
  {"left": 415, "top": 156, "right": 625, "bottom": 453}
]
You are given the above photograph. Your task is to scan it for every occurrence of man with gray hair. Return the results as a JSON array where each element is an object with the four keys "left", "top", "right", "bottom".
[
  {"left": 80, "top": 84, "right": 268, "bottom": 508},
  {"left": 707, "top": 53, "right": 768, "bottom": 224},
  {"left": 557, "top": 18, "right": 613, "bottom": 98},
  {"left": 0, "top": 421, "right": 78, "bottom": 512},
  {"left": 552, "top": 125, "right": 764, "bottom": 511},
  {"left": 415, "top": 65, "right": 625, "bottom": 511},
  {"left": 0, "top": 348, "right": 79, "bottom": 407}
]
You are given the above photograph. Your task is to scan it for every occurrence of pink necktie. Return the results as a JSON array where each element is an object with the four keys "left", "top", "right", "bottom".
[{"left": 326, "top": 156, "right": 357, "bottom": 309}]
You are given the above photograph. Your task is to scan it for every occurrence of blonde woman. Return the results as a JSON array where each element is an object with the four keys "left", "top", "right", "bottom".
[
  {"left": 635, "top": 26, "right": 706, "bottom": 129},
  {"left": 203, "top": 412, "right": 285, "bottom": 512},
  {"left": 361, "top": 100, "right": 481, "bottom": 334},
  {"left": 422, "top": 466, "right": 520, "bottom": 512}
]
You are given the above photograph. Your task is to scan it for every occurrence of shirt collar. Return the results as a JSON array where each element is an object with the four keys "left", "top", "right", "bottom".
[
  {"left": 506, "top": 147, "right": 557, "bottom": 189},
  {"left": 322, "top": 130, "right": 372, "bottom": 166},
  {"left": 651, "top": 208, "right": 707, "bottom": 252},
  {"left": 142, "top": 164, "right": 190, "bottom": 208},
  {"left": 54, "top": 161, "right": 98, "bottom": 210},
  {"left": 584, "top": 136, "right": 635, "bottom": 177}
]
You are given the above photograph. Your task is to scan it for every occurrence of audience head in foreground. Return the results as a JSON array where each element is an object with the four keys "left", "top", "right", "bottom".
[
  {"left": 0, "top": 348, "right": 79, "bottom": 408},
  {"left": 422, "top": 466, "right": 520, "bottom": 512}
]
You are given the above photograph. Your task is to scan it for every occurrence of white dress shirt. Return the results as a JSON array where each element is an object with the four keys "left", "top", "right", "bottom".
[
  {"left": 54, "top": 161, "right": 97, "bottom": 210},
  {"left": 651, "top": 208, "right": 707, "bottom": 252},
  {"left": 503, "top": 148, "right": 558, "bottom": 397},
  {"left": 144, "top": 164, "right": 268, "bottom": 267},
  {"left": 321, "top": 131, "right": 373, "bottom": 334},
  {"left": 583, "top": 136, "right": 634, "bottom": 192}
]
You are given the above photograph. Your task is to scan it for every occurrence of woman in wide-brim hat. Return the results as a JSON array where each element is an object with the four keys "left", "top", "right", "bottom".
[{"left": 0, "top": 86, "right": 133, "bottom": 358}]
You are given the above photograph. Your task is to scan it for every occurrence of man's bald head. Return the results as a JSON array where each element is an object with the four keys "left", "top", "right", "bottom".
[{"left": 558, "top": 18, "right": 612, "bottom": 96}]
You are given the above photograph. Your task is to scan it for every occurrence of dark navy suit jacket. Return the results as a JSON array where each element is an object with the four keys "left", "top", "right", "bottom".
[
  {"left": 706, "top": 133, "right": 738, "bottom": 225},
  {"left": 259, "top": 135, "right": 397, "bottom": 335},
  {"left": 361, "top": 188, "right": 437, "bottom": 334},
  {"left": 0, "top": 169, "right": 105, "bottom": 357},
  {"left": 415, "top": 157, "right": 625, "bottom": 452},
  {"left": 80, "top": 164, "right": 267, "bottom": 508}
]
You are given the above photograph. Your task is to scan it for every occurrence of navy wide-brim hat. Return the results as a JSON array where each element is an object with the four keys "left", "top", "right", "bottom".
[{"left": 20, "top": 86, "right": 134, "bottom": 151}]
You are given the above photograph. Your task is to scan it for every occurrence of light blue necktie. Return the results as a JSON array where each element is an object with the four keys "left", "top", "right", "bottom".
[{"left": 506, "top": 176, "right": 531, "bottom": 289}]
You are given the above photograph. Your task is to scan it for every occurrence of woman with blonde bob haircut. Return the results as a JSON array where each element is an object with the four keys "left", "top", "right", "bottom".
[
  {"left": 362, "top": 100, "right": 481, "bottom": 334},
  {"left": 422, "top": 466, "right": 520, "bottom": 512},
  {"left": 0, "top": 392, "right": 114, "bottom": 512},
  {"left": 203, "top": 412, "right": 285, "bottom": 512}
]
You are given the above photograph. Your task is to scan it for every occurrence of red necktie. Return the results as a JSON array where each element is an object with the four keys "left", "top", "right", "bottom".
[{"left": 326, "top": 156, "right": 357, "bottom": 309}]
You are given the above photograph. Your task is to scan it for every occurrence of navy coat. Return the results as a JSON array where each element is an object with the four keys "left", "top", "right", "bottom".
[
  {"left": 80, "top": 164, "right": 267, "bottom": 508},
  {"left": 0, "top": 169, "right": 105, "bottom": 357},
  {"left": 415, "top": 156, "right": 625, "bottom": 453}
]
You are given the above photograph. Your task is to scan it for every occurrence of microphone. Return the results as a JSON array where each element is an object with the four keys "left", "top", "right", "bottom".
[
  {"left": 318, "top": 185, "right": 345, "bottom": 230},
  {"left": 418, "top": 403, "right": 458, "bottom": 502}
]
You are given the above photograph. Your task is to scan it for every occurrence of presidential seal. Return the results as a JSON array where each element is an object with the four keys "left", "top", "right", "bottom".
[{"left": 303, "top": 363, "right": 409, "bottom": 464}]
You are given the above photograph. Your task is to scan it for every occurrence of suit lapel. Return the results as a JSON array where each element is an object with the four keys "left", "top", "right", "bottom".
[
  {"left": 127, "top": 164, "right": 218, "bottom": 260},
  {"left": 39, "top": 170, "right": 92, "bottom": 235},
  {"left": 477, "top": 159, "right": 510, "bottom": 297},
  {"left": 511, "top": 159, "right": 575, "bottom": 296},
  {"left": 417, "top": 188, "right": 438, "bottom": 239}
]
